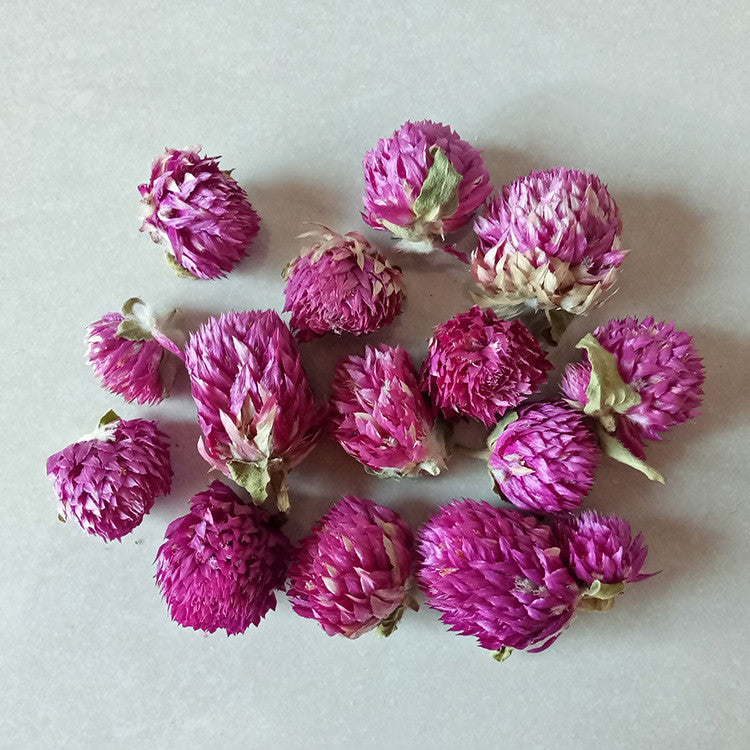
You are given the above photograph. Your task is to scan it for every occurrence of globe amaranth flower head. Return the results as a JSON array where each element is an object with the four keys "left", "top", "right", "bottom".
[
  {"left": 184, "top": 310, "right": 326, "bottom": 510},
  {"left": 46, "top": 412, "right": 172, "bottom": 542},
  {"left": 416, "top": 500, "right": 579, "bottom": 657},
  {"left": 488, "top": 401, "right": 600, "bottom": 513},
  {"left": 156, "top": 480, "right": 291, "bottom": 635},
  {"left": 472, "top": 168, "right": 626, "bottom": 326},
  {"left": 561, "top": 317, "right": 705, "bottom": 465},
  {"left": 283, "top": 226, "right": 403, "bottom": 341},
  {"left": 86, "top": 298, "right": 184, "bottom": 405},
  {"left": 139, "top": 146, "right": 260, "bottom": 279},
  {"left": 329, "top": 344, "right": 447, "bottom": 478},
  {"left": 420, "top": 306, "right": 552, "bottom": 426},
  {"left": 363, "top": 120, "right": 492, "bottom": 254},
  {"left": 287, "top": 496, "right": 413, "bottom": 638}
]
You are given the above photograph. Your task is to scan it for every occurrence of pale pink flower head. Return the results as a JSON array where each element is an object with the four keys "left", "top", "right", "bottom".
[
  {"left": 156, "top": 480, "right": 291, "bottom": 635},
  {"left": 555, "top": 510, "right": 654, "bottom": 586},
  {"left": 420, "top": 306, "right": 552, "bottom": 426},
  {"left": 184, "top": 310, "right": 326, "bottom": 510},
  {"left": 287, "top": 496, "right": 413, "bottom": 638},
  {"left": 363, "top": 120, "right": 492, "bottom": 253},
  {"left": 488, "top": 401, "right": 600, "bottom": 513},
  {"left": 329, "top": 344, "right": 447, "bottom": 477},
  {"left": 283, "top": 227, "right": 403, "bottom": 341},
  {"left": 85, "top": 298, "right": 183, "bottom": 405},
  {"left": 139, "top": 147, "right": 260, "bottom": 279},
  {"left": 46, "top": 412, "right": 172, "bottom": 542},
  {"left": 561, "top": 317, "right": 705, "bottom": 459},
  {"left": 472, "top": 168, "right": 626, "bottom": 319},
  {"left": 416, "top": 500, "right": 579, "bottom": 655}
]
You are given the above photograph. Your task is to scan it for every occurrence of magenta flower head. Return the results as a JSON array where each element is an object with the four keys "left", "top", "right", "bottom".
[
  {"left": 156, "top": 480, "right": 291, "bottom": 635},
  {"left": 139, "top": 147, "right": 260, "bottom": 279},
  {"left": 283, "top": 226, "right": 403, "bottom": 341},
  {"left": 472, "top": 169, "right": 626, "bottom": 333},
  {"left": 420, "top": 306, "right": 552, "bottom": 426},
  {"left": 553, "top": 511, "right": 656, "bottom": 611},
  {"left": 287, "top": 496, "right": 413, "bottom": 638},
  {"left": 46, "top": 411, "right": 172, "bottom": 542},
  {"left": 86, "top": 298, "right": 184, "bottom": 405},
  {"left": 416, "top": 500, "right": 579, "bottom": 658},
  {"left": 184, "top": 310, "right": 326, "bottom": 510},
  {"left": 488, "top": 401, "right": 600, "bottom": 513},
  {"left": 329, "top": 344, "right": 447, "bottom": 478},
  {"left": 561, "top": 317, "right": 704, "bottom": 478},
  {"left": 363, "top": 120, "right": 492, "bottom": 254}
]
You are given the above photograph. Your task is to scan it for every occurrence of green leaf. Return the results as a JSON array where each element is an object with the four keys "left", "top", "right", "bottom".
[
  {"left": 583, "top": 580, "right": 625, "bottom": 600},
  {"left": 98, "top": 410, "right": 121, "bottom": 427},
  {"left": 164, "top": 252, "right": 199, "bottom": 279},
  {"left": 267, "top": 458, "right": 290, "bottom": 513},
  {"left": 486, "top": 410, "right": 519, "bottom": 450},
  {"left": 491, "top": 647, "right": 513, "bottom": 663},
  {"left": 228, "top": 459, "right": 271, "bottom": 503},
  {"left": 597, "top": 427, "right": 666, "bottom": 484},
  {"left": 412, "top": 147, "right": 462, "bottom": 222},
  {"left": 116, "top": 319, "right": 154, "bottom": 341},
  {"left": 376, "top": 604, "right": 406, "bottom": 638},
  {"left": 576, "top": 333, "right": 641, "bottom": 429},
  {"left": 544, "top": 308, "right": 576, "bottom": 346}
]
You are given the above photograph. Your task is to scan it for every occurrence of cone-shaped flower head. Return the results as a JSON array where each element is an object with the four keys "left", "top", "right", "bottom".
[
  {"left": 46, "top": 412, "right": 172, "bottom": 541},
  {"left": 283, "top": 227, "right": 403, "bottom": 341},
  {"left": 329, "top": 344, "right": 447, "bottom": 477},
  {"left": 287, "top": 496, "right": 413, "bottom": 638},
  {"left": 472, "top": 169, "right": 626, "bottom": 322},
  {"left": 488, "top": 401, "right": 600, "bottom": 513},
  {"left": 139, "top": 147, "right": 260, "bottom": 279},
  {"left": 184, "top": 310, "right": 326, "bottom": 510},
  {"left": 156, "top": 480, "right": 291, "bottom": 635},
  {"left": 420, "top": 306, "right": 552, "bottom": 426},
  {"left": 561, "top": 317, "right": 705, "bottom": 463},
  {"left": 416, "top": 500, "right": 579, "bottom": 654},
  {"left": 363, "top": 120, "right": 492, "bottom": 253},
  {"left": 85, "top": 298, "right": 184, "bottom": 404},
  {"left": 553, "top": 511, "right": 654, "bottom": 612}
]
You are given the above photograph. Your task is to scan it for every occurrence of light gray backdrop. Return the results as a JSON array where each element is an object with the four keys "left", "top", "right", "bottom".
[{"left": 1, "top": 1, "right": 747, "bottom": 748}]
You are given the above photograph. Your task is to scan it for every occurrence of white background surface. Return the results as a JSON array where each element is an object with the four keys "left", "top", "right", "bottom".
[{"left": 2, "top": 2, "right": 748, "bottom": 748}]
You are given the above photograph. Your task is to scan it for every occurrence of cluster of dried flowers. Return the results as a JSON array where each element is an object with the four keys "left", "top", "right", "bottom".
[{"left": 47, "top": 122, "right": 705, "bottom": 660}]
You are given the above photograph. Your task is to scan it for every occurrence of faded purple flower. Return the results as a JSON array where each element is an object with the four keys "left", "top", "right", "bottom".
[
  {"left": 287, "top": 496, "right": 413, "bottom": 638},
  {"left": 46, "top": 413, "right": 172, "bottom": 541},
  {"left": 420, "top": 306, "right": 552, "bottom": 426},
  {"left": 156, "top": 480, "right": 290, "bottom": 635},
  {"left": 488, "top": 401, "right": 600, "bottom": 513},
  {"left": 472, "top": 168, "right": 626, "bottom": 318},
  {"left": 363, "top": 120, "right": 492, "bottom": 253},
  {"left": 139, "top": 147, "right": 260, "bottom": 279},
  {"left": 329, "top": 344, "right": 447, "bottom": 477},
  {"left": 283, "top": 227, "right": 403, "bottom": 341},
  {"left": 416, "top": 500, "right": 579, "bottom": 654}
]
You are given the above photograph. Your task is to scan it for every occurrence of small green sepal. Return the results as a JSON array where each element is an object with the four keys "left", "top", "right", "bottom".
[
  {"left": 98, "top": 410, "right": 121, "bottom": 427},
  {"left": 597, "top": 427, "right": 666, "bottom": 484},
  {"left": 492, "top": 647, "right": 513, "bottom": 662}
]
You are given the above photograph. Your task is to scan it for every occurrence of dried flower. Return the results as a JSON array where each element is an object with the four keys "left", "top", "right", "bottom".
[
  {"left": 287, "top": 496, "right": 413, "bottom": 638},
  {"left": 184, "top": 310, "right": 325, "bottom": 510},
  {"left": 555, "top": 511, "right": 654, "bottom": 586},
  {"left": 416, "top": 500, "right": 579, "bottom": 656},
  {"left": 561, "top": 317, "right": 704, "bottom": 473},
  {"left": 85, "top": 298, "right": 183, "bottom": 404},
  {"left": 471, "top": 169, "right": 626, "bottom": 333},
  {"left": 329, "top": 344, "right": 447, "bottom": 477},
  {"left": 363, "top": 120, "right": 492, "bottom": 253},
  {"left": 46, "top": 412, "right": 171, "bottom": 541},
  {"left": 420, "top": 306, "right": 551, "bottom": 426},
  {"left": 156, "top": 480, "right": 290, "bottom": 635},
  {"left": 488, "top": 401, "right": 600, "bottom": 513},
  {"left": 283, "top": 227, "right": 403, "bottom": 341},
  {"left": 139, "top": 147, "right": 260, "bottom": 279}
]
